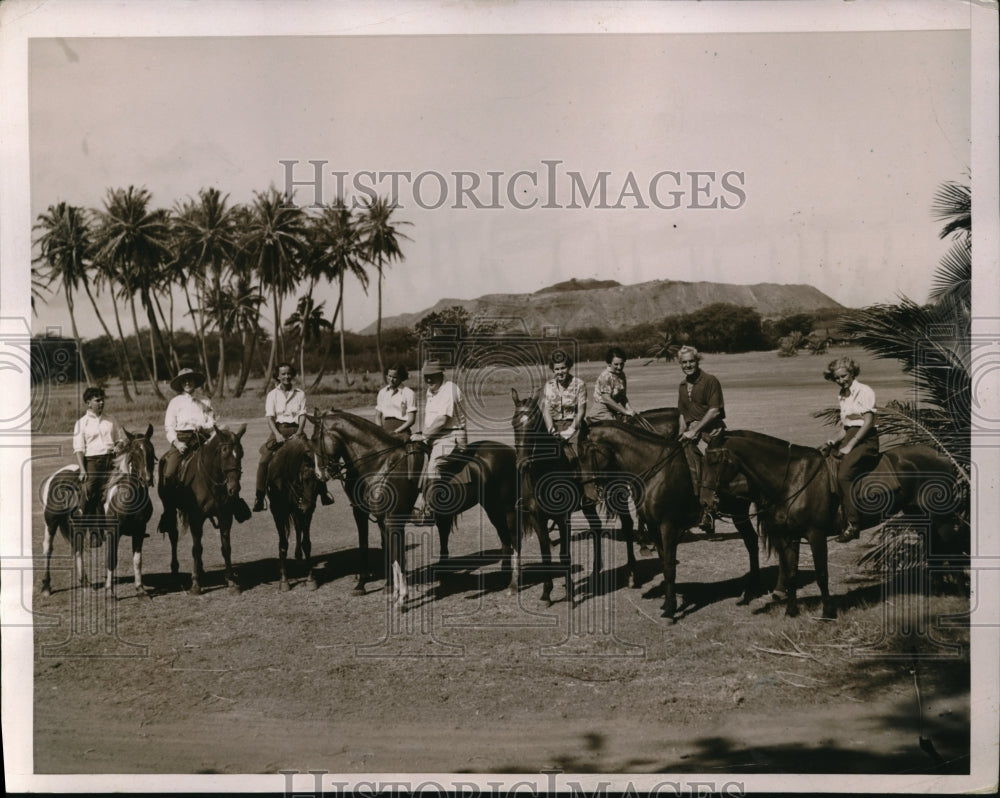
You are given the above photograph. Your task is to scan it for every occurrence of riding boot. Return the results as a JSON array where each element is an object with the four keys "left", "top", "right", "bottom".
[{"left": 252, "top": 491, "right": 266, "bottom": 512}]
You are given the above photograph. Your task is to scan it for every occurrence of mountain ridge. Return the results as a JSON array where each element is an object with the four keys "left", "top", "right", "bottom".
[{"left": 360, "top": 278, "right": 843, "bottom": 335}]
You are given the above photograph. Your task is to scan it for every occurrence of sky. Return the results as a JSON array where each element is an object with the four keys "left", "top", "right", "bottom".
[{"left": 19, "top": 16, "right": 972, "bottom": 340}]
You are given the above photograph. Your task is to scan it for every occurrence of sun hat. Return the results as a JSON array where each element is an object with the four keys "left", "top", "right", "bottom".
[
  {"left": 421, "top": 360, "right": 445, "bottom": 377},
  {"left": 170, "top": 367, "right": 206, "bottom": 393}
]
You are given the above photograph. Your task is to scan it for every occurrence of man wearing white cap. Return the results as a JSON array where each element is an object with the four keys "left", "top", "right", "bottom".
[{"left": 411, "top": 359, "right": 467, "bottom": 520}]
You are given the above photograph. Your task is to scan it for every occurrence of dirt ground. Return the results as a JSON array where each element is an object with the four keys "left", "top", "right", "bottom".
[{"left": 24, "top": 355, "right": 972, "bottom": 779}]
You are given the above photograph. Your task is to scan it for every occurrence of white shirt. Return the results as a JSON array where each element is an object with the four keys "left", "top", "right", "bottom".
[
  {"left": 424, "top": 380, "right": 465, "bottom": 431},
  {"left": 376, "top": 385, "right": 417, "bottom": 421},
  {"left": 839, "top": 379, "right": 877, "bottom": 427},
  {"left": 165, "top": 393, "right": 216, "bottom": 444},
  {"left": 73, "top": 411, "right": 123, "bottom": 456},
  {"left": 265, "top": 386, "right": 306, "bottom": 424}
]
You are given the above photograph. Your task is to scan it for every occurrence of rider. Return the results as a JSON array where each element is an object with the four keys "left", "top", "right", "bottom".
[
  {"left": 72, "top": 386, "right": 126, "bottom": 542},
  {"left": 542, "top": 349, "right": 587, "bottom": 443},
  {"left": 676, "top": 345, "right": 726, "bottom": 534},
  {"left": 588, "top": 346, "right": 637, "bottom": 423},
  {"left": 823, "top": 356, "right": 879, "bottom": 543},
  {"left": 411, "top": 359, "right": 467, "bottom": 522},
  {"left": 374, "top": 363, "right": 417, "bottom": 440},
  {"left": 160, "top": 367, "right": 216, "bottom": 498},
  {"left": 253, "top": 362, "right": 333, "bottom": 511}
]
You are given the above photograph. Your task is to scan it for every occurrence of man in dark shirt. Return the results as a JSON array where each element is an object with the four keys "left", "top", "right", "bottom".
[{"left": 677, "top": 345, "right": 726, "bottom": 533}]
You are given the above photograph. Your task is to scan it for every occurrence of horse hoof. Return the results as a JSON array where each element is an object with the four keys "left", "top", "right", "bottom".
[
  {"left": 785, "top": 604, "right": 799, "bottom": 618},
  {"left": 136, "top": 586, "right": 151, "bottom": 600},
  {"left": 279, "top": 581, "right": 291, "bottom": 592},
  {"left": 40, "top": 582, "right": 51, "bottom": 597},
  {"left": 540, "top": 596, "right": 553, "bottom": 608},
  {"left": 228, "top": 584, "right": 242, "bottom": 595},
  {"left": 771, "top": 589, "right": 788, "bottom": 602},
  {"left": 308, "top": 578, "right": 319, "bottom": 591},
  {"left": 351, "top": 587, "right": 366, "bottom": 596},
  {"left": 822, "top": 604, "right": 837, "bottom": 620},
  {"left": 189, "top": 584, "right": 202, "bottom": 596}
]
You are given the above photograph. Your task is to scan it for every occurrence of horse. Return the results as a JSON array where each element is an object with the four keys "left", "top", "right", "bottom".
[
  {"left": 577, "top": 421, "right": 762, "bottom": 620},
  {"left": 40, "top": 425, "right": 156, "bottom": 597},
  {"left": 311, "top": 410, "right": 422, "bottom": 606},
  {"left": 703, "top": 430, "right": 963, "bottom": 617},
  {"left": 157, "top": 424, "right": 248, "bottom": 595},
  {"left": 702, "top": 430, "right": 841, "bottom": 619},
  {"left": 103, "top": 425, "right": 156, "bottom": 597},
  {"left": 265, "top": 435, "right": 322, "bottom": 591},
  {"left": 425, "top": 439, "right": 521, "bottom": 598},
  {"left": 509, "top": 392, "right": 679, "bottom": 603}
]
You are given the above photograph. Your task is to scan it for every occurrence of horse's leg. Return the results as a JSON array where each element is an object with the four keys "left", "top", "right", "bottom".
[
  {"left": 219, "top": 515, "right": 240, "bottom": 594},
  {"left": 556, "top": 514, "right": 575, "bottom": 605},
  {"left": 104, "top": 523, "right": 120, "bottom": 593},
  {"left": 387, "top": 519, "right": 407, "bottom": 607},
  {"left": 531, "top": 510, "right": 555, "bottom": 606},
  {"left": 581, "top": 501, "right": 603, "bottom": 579},
  {"left": 302, "top": 512, "right": 318, "bottom": 590},
  {"left": 618, "top": 510, "right": 637, "bottom": 589},
  {"left": 277, "top": 511, "right": 291, "bottom": 591},
  {"left": 734, "top": 510, "right": 762, "bottom": 605},
  {"left": 353, "top": 506, "right": 370, "bottom": 596},
  {"left": 189, "top": 518, "right": 206, "bottom": 595},
  {"left": 41, "top": 517, "right": 58, "bottom": 596},
  {"left": 776, "top": 534, "right": 801, "bottom": 617},
  {"left": 72, "top": 522, "right": 89, "bottom": 589},
  {"left": 809, "top": 529, "right": 836, "bottom": 619},
  {"left": 660, "top": 519, "right": 680, "bottom": 620},
  {"left": 436, "top": 514, "right": 452, "bottom": 566},
  {"left": 505, "top": 507, "right": 520, "bottom": 596},
  {"left": 131, "top": 528, "right": 150, "bottom": 599}
]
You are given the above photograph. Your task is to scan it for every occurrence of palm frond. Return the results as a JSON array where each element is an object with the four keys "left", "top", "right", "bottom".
[
  {"left": 932, "top": 181, "right": 971, "bottom": 240},
  {"left": 928, "top": 238, "right": 971, "bottom": 307}
]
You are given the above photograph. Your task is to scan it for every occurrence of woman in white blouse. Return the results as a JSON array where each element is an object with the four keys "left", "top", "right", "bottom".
[{"left": 823, "top": 356, "right": 879, "bottom": 542}]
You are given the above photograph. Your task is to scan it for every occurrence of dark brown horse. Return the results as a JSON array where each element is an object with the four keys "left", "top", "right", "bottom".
[
  {"left": 703, "top": 430, "right": 963, "bottom": 617},
  {"left": 426, "top": 439, "right": 522, "bottom": 597},
  {"left": 311, "top": 411, "right": 421, "bottom": 606},
  {"left": 157, "top": 424, "right": 248, "bottom": 595},
  {"left": 40, "top": 425, "right": 156, "bottom": 596},
  {"left": 509, "top": 392, "right": 680, "bottom": 603},
  {"left": 265, "top": 436, "right": 323, "bottom": 591},
  {"left": 577, "top": 421, "right": 762, "bottom": 620},
  {"left": 702, "top": 430, "right": 840, "bottom": 618}
]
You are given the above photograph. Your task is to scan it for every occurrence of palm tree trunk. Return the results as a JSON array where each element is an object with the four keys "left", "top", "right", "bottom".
[
  {"left": 110, "top": 293, "right": 140, "bottom": 395},
  {"left": 308, "top": 295, "right": 341, "bottom": 391},
  {"left": 339, "top": 277, "right": 350, "bottom": 386},
  {"left": 127, "top": 291, "right": 164, "bottom": 399},
  {"left": 375, "top": 259, "right": 385, "bottom": 376},
  {"left": 81, "top": 280, "right": 132, "bottom": 401},
  {"left": 234, "top": 327, "right": 256, "bottom": 397},
  {"left": 262, "top": 288, "right": 280, "bottom": 396},
  {"left": 64, "top": 286, "right": 95, "bottom": 385},
  {"left": 183, "top": 280, "right": 213, "bottom": 393},
  {"left": 152, "top": 289, "right": 181, "bottom": 373}
]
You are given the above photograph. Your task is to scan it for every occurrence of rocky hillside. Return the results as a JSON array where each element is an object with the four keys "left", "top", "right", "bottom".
[{"left": 362, "top": 278, "right": 843, "bottom": 335}]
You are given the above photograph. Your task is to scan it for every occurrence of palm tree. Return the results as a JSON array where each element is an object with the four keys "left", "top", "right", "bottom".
[
  {"left": 32, "top": 202, "right": 96, "bottom": 385},
  {"left": 308, "top": 199, "right": 368, "bottom": 387},
  {"left": 173, "top": 188, "right": 240, "bottom": 396},
  {"left": 284, "top": 295, "right": 332, "bottom": 380},
  {"left": 359, "top": 196, "right": 411, "bottom": 375},
  {"left": 241, "top": 187, "right": 310, "bottom": 392},
  {"left": 92, "top": 186, "right": 174, "bottom": 399},
  {"left": 91, "top": 245, "right": 141, "bottom": 396}
]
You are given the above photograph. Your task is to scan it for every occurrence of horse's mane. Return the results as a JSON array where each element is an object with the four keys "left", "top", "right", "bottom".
[
  {"left": 319, "top": 410, "right": 400, "bottom": 445},
  {"left": 724, "top": 429, "right": 818, "bottom": 458},
  {"left": 585, "top": 419, "right": 679, "bottom": 447}
]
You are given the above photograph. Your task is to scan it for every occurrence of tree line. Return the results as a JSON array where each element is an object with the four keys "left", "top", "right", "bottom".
[{"left": 32, "top": 185, "right": 408, "bottom": 400}]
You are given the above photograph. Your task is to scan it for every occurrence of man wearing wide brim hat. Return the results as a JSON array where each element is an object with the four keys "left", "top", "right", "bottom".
[
  {"left": 158, "top": 367, "right": 216, "bottom": 534},
  {"left": 411, "top": 360, "right": 467, "bottom": 522}
]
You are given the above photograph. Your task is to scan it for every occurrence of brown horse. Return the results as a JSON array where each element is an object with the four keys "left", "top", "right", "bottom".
[
  {"left": 577, "top": 421, "right": 762, "bottom": 620},
  {"left": 509, "top": 392, "right": 680, "bottom": 603},
  {"left": 426, "top": 439, "right": 522, "bottom": 597},
  {"left": 703, "top": 430, "right": 963, "bottom": 617},
  {"left": 157, "top": 425, "right": 248, "bottom": 595},
  {"left": 40, "top": 425, "right": 156, "bottom": 596},
  {"left": 265, "top": 435, "right": 323, "bottom": 591},
  {"left": 311, "top": 410, "right": 421, "bottom": 606}
]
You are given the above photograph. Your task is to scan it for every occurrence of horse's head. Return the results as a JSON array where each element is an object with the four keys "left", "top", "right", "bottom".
[
  {"left": 510, "top": 388, "right": 545, "bottom": 470},
  {"left": 118, "top": 424, "right": 156, "bottom": 487},
  {"left": 214, "top": 424, "right": 246, "bottom": 497},
  {"left": 308, "top": 410, "right": 346, "bottom": 480}
]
